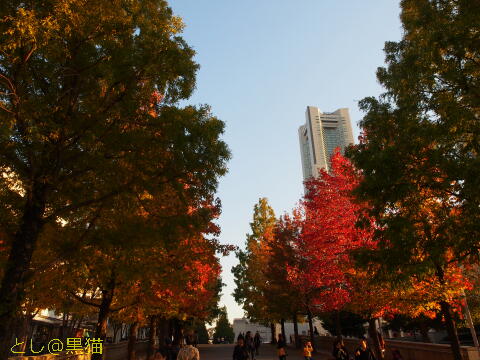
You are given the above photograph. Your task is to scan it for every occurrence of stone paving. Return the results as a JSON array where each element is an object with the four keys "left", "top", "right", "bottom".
[{"left": 198, "top": 344, "right": 330, "bottom": 360}]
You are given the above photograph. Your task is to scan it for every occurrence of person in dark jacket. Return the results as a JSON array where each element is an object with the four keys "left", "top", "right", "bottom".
[
  {"left": 354, "top": 338, "right": 376, "bottom": 360},
  {"left": 332, "top": 338, "right": 349, "bottom": 360},
  {"left": 244, "top": 331, "right": 255, "bottom": 359},
  {"left": 253, "top": 331, "right": 261, "bottom": 355},
  {"left": 391, "top": 349, "right": 403, "bottom": 360},
  {"left": 277, "top": 334, "right": 287, "bottom": 360},
  {"left": 233, "top": 338, "right": 249, "bottom": 360}
]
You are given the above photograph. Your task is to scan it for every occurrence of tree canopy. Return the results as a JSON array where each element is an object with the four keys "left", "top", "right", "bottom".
[
  {"left": 0, "top": 0, "right": 230, "bottom": 357},
  {"left": 345, "top": 1, "right": 480, "bottom": 359}
]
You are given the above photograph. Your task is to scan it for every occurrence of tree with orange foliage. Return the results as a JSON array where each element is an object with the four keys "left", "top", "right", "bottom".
[
  {"left": 233, "top": 198, "right": 278, "bottom": 336},
  {"left": 0, "top": 1, "right": 230, "bottom": 356},
  {"left": 346, "top": 2, "right": 480, "bottom": 359}
]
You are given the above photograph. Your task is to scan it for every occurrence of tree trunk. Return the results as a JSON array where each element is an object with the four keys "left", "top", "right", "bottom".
[
  {"left": 147, "top": 316, "right": 158, "bottom": 360},
  {"left": 75, "top": 316, "right": 85, "bottom": 336},
  {"left": 307, "top": 307, "right": 316, "bottom": 353},
  {"left": 112, "top": 321, "right": 123, "bottom": 344},
  {"left": 440, "top": 300, "right": 463, "bottom": 360},
  {"left": 368, "top": 318, "right": 384, "bottom": 360},
  {"left": 69, "top": 316, "right": 76, "bottom": 337},
  {"left": 270, "top": 323, "right": 276, "bottom": 344},
  {"left": 419, "top": 319, "right": 431, "bottom": 343},
  {"left": 335, "top": 311, "right": 342, "bottom": 338},
  {"left": 128, "top": 322, "right": 139, "bottom": 360},
  {"left": 61, "top": 312, "right": 68, "bottom": 339},
  {"left": 92, "top": 275, "right": 116, "bottom": 360},
  {"left": 0, "top": 187, "right": 46, "bottom": 360},
  {"left": 173, "top": 319, "right": 183, "bottom": 346},
  {"left": 293, "top": 312, "right": 300, "bottom": 348},
  {"left": 280, "top": 318, "right": 286, "bottom": 343},
  {"left": 435, "top": 265, "right": 463, "bottom": 360},
  {"left": 13, "top": 315, "right": 31, "bottom": 353},
  {"left": 157, "top": 317, "right": 168, "bottom": 348}
]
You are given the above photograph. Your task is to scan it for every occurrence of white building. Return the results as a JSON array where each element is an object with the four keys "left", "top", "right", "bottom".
[
  {"left": 233, "top": 319, "right": 272, "bottom": 343},
  {"left": 298, "top": 106, "right": 354, "bottom": 180},
  {"left": 233, "top": 318, "right": 328, "bottom": 344}
]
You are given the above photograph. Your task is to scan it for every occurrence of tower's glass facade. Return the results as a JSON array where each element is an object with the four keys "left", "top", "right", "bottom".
[{"left": 298, "top": 106, "right": 354, "bottom": 181}]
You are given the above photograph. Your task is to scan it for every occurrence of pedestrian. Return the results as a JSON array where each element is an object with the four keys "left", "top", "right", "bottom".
[
  {"left": 165, "top": 335, "right": 174, "bottom": 360},
  {"left": 233, "top": 338, "right": 249, "bottom": 360},
  {"left": 177, "top": 337, "right": 200, "bottom": 360},
  {"left": 392, "top": 349, "right": 403, "bottom": 360},
  {"left": 303, "top": 340, "right": 313, "bottom": 360},
  {"left": 332, "top": 338, "right": 349, "bottom": 360},
  {"left": 155, "top": 348, "right": 167, "bottom": 360},
  {"left": 253, "top": 331, "right": 261, "bottom": 355},
  {"left": 245, "top": 331, "right": 255, "bottom": 359},
  {"left": 377, "top": 331, "right": 385, "bottom": 356},
  {"left": 354, "top": 338, "right": 376, "bottom": 360},
  {"left": 277, "top": 334, "right": 287, "bottom": 360},
  {"left": 193, "top": 331, "right": 199, "bottom": 348},
  {"left": 237, "top": 332, "right": 245, "bottom": 342}
]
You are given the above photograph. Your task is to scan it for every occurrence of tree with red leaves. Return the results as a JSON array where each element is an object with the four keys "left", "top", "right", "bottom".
[
  {"left": 291, "top": 150, "right": 472, "bottom": 359},
  {"left": 295, "top": 151, "right": 373, "bottom": 311}
]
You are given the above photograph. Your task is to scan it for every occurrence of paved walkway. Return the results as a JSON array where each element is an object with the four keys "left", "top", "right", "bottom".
[{"left": 198, "top": 344, "right": 330, "bottom": 360}]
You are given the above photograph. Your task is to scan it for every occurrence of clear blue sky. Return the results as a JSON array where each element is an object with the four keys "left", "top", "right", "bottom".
[{"left": 169, "top": 0, "right": 403, "bottom": 323}]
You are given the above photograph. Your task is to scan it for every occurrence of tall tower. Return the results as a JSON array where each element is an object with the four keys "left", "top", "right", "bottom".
[{"left": 298, "top": 106, "right": 354, "bottom": 180}]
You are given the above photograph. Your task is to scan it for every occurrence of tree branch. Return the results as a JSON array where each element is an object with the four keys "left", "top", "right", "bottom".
[{"left": 70, "top": 291, "right": 101, "bottom": 308}]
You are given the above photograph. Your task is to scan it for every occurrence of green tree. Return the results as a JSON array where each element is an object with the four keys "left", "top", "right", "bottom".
[
  {"left": 194, "top": 321, "right": 210, "bottom": 344},
  {"left": 213, "top": 307, "right": 234, "bottom": 343},
  {"left": 346, "top": 1, "right": 479, "bottom": 359},
  {"left": 320, "top": 311, "right": 366, "bottom": 338},
  {"left": 0, "top": 0, "right": 230, "bottom": 355},
  {"left": 233, "top": 198, "right": 276, "bottom": 323}
]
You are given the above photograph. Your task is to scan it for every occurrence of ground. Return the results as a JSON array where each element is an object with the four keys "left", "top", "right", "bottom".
[{"left": 198, "top": 344, "right": 329, "bottom": 360}]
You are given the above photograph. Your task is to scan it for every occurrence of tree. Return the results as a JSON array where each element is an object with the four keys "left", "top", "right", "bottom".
[
  {"left": 320, "top": 311, "right": 365, "bottom": 338},
  {"left": 288, "top": 152, "right": 389, "bottom": 355},
  {"left": 295, "top": 152, "right": 372, "bottom": 313},
  {"left": 346, "top": 1, "right": 480, "bottom": 359},
  {"left": 233, "top": 198, "right": 305, "bottom": 344},
  {"left": 213, "top": 307, "right": 234, "bottom": 343},
  {"left": 0, "top": 0, "right": 230, "bottom": 354},
  {"left": 232, "top": 198, "right": 277, "bottom": 324},
  {"left": 266, "top": 213, "right": 306, "bottom": 348},
  {"left": 194, "top": 321, "right": 210, "bottom": 344},
  {"left": 290, "top": 152, "right": 468, "bottom": 358}
]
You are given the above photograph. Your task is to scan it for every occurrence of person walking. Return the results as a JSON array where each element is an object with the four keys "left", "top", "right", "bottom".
[
  {"left": 303, "top": 340, "right": 313, "bottom": 360},
  {"left": 193, "top": 331, "right": 199, "bottom": 348},
  {"left": 391, "top": 349, "right": 403, "bottom": 360},
  {"left": 177, "top": 338, "right": 200, "bottom": 360},
  {"left": 237, "top": 332, "right": 245, "bottom": 342},
  {"left": 233, "top": 338, "right": 249, "bottom": 360},
  {"left": 244, "top": 331, "right": 255, "bottom": 360},
  {"left": 332, "top": 339, "right": 349, "bottom": 360},
  {"left": 154, "top": 348, "right": 168, "bottom": 360},
  {"left": 277, "top": 334, "right": 287, "bottom": 360},
  {"left": 354, "top": 338, "right": 376, "bottom": 360},
  {"left": 253, "top": 331, "right": 261, "bottom": 356}
]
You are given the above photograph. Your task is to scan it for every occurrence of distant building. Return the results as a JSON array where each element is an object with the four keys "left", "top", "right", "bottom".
[
  {"left": 298, "top": 106, "right": 354, "bottom": 180},
  {"left": 233, "top": 318, "right": 328, "bottom": 344},
  {"left": 233, "top": 319, "right": 271, "bottom": 343}
]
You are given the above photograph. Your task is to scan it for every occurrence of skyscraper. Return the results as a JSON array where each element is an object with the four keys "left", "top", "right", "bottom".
[{"left": 298, "top": 106, "right": 354, "bottom": 180}]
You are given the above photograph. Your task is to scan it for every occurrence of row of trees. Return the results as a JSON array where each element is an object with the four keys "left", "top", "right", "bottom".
[
  {"left": 234, "top": 1, "right": 479, "bottom": 360},
  {"left": 0, "top": 1, "right": 231, "bottom": 360}
]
